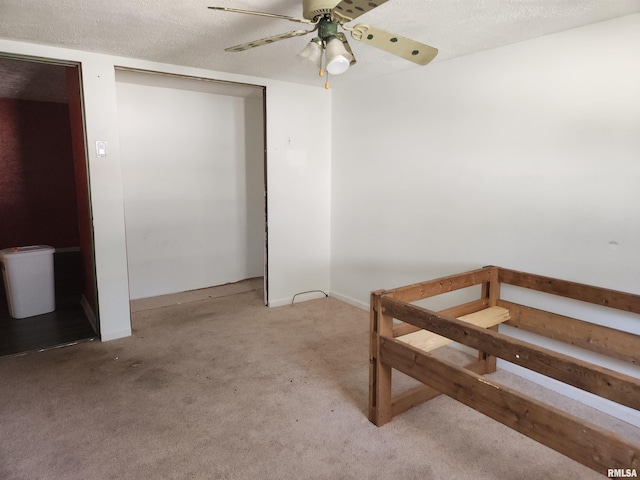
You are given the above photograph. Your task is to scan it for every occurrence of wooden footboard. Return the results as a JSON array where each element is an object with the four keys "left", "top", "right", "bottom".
[{"left": 369, "top": 266, "right": 640, "bottom": 475}]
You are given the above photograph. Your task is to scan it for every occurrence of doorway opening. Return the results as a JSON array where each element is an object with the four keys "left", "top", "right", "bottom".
[
  {"left": 114, "top": 68, "right": 268, "bottom": 310},
  {"left": 0, "top": 54, "right": 99, "bottom": 356}
]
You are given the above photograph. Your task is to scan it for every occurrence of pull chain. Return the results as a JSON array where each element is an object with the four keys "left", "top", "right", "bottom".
[{"left": 319, "top": 48, "right": 329, "bottom": 89}]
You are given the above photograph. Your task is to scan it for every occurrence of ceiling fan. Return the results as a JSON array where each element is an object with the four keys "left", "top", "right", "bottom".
[{"left": 209, "top": 0, "right": 438, "bottom": 88}]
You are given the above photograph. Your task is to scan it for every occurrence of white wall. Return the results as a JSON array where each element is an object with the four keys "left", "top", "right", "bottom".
[
  {"left": 0, "top": 39, "right": 332, "bottom": 339},
  {"left": 331, "top": 13, "right": 640, "bottom": 304},
  {"left": 116, "top": 73, "right": 264, "bottom": 299},
  {"left": 330, "top": 14, "right": 640, "bottom": 423},
  {"left": 265, "top": 83, "right": 332, "bottom": 306}
]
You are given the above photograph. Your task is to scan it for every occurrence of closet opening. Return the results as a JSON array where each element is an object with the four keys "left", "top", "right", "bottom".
[
  {"left": 0, "top": 54, "right": 99, "bottom": 356},
  {"left": 114, "top": 68, "right": 268, "bottom": 312}
]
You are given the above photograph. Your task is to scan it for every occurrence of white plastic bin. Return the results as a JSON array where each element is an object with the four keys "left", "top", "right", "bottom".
[{"left": 0, "top": 245, "right": 55, "bottom": 319}]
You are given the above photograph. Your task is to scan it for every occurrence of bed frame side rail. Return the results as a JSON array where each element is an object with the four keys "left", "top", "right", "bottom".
[
  {"left": 380, "top": 334, "right": 640, "bottom": 473},
  {"left": 381, "top": 297, "right": 640, "bottom": 412},
  {"left": 499, "top": 267, "right": 640, "bottom": 315}
]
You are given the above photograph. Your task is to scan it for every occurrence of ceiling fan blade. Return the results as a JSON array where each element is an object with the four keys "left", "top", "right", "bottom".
[
  {"left": 331, "top": 0, "right": 390, "bottom": 22},
  {"left": 225, "top": 29, "right": 315, "bottom": 52},
  {"left": 208, "top": 7, "right": 314, "bottom": 24},
  {"left": 349, "top": 24, "right": 438, "bottom": 65}
]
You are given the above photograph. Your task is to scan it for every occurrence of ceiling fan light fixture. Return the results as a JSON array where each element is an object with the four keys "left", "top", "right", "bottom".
[
  {"left": 209, "top": 3, "right": 438, "bottom": 84},
  {"left": 298, "top": 38, "right": 324, "bottom": 70},
  {"left": 325, "top": 37, "right": 352, "bottom": 75}
]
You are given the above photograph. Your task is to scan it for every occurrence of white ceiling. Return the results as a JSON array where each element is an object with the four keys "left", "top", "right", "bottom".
[{"left": 1, "top": 0, "right": 639, "bottom": 92}]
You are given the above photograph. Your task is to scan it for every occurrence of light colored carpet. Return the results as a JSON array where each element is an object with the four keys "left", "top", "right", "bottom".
[{"left": 0, "top": 279, "right": 637, "bottom": 479}]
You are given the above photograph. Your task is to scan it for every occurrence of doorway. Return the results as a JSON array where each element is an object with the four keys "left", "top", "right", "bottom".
[
  {"left": 114, "top": 69, "right": 268, "bottom": 306},
  {"left": 0, "top": 55, "right": 99, "bottom": 356}
]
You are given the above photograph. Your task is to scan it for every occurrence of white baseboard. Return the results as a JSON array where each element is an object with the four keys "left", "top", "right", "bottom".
[
  {"left": 100, "top": 328, "right": 132, "bottom": 342},
  {"left": 329, "top": 291, "right": 369, "bottom": 311},
  {"left": 269, "top": 289, "right": 329, "bottom": 307},
  {"left": 268, "top": 298, "right": 292, "bottom": 307}
]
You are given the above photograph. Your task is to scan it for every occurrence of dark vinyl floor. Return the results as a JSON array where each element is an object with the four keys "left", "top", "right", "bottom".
[{"left": 0, "top": 250, "right": 98, "bottom": 357}]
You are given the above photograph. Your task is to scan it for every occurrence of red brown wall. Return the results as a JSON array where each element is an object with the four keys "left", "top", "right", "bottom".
[{"left": 0, "top": 97, "right": 80, "bottom": 250}]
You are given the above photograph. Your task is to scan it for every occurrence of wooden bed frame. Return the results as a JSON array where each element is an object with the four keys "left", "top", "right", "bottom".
[{"left": 369, "top": 266, "right": 640, "bottom": 474}]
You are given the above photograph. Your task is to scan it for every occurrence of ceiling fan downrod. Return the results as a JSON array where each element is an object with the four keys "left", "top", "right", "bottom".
[{"left": 317, "top": 17, "right": 339, "bottom": 42}]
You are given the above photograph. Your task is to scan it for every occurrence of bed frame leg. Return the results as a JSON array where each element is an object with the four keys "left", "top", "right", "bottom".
[
  {"left": 478, "top": 325, "right": 499, "bottom": 373},
  {"left": 479, "top": 267, "right": 501, "bottom": 374},
  {"left": 369, "top": 291, "right": 393, "bottom": 426}
]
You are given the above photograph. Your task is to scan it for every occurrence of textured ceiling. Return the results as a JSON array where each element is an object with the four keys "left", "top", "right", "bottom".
[{"left": 1, "top": 0, "right": 640, "bottom": 94}]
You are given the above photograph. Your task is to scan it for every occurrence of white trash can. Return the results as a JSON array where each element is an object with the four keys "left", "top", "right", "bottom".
[{"left": 0, "top": 245, "right": 55, "bottom": 319}]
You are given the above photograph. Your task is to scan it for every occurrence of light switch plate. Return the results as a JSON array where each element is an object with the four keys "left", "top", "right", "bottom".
[{"left": 96, "top": 141, "right": 107, "bottom": 157}]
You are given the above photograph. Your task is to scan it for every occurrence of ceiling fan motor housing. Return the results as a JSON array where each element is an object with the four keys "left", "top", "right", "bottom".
[{"left": 303, "top": 0, "right": 340, "bottom": 20}]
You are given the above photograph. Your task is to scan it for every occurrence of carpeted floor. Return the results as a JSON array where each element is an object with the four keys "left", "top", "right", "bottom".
[{"left": 0, "top": 279, "right": 637, "bottom": 479}]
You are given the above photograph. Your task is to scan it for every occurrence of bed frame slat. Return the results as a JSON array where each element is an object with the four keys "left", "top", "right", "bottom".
[
  {"left": 396, "top": 306, "right": 510, "bottom": 352},
  {"left": 499, "top": 299, "right": 640, "bottom": 365},
  {"left": 499, "top": 268, "right": 640, "bottom": 315}
]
